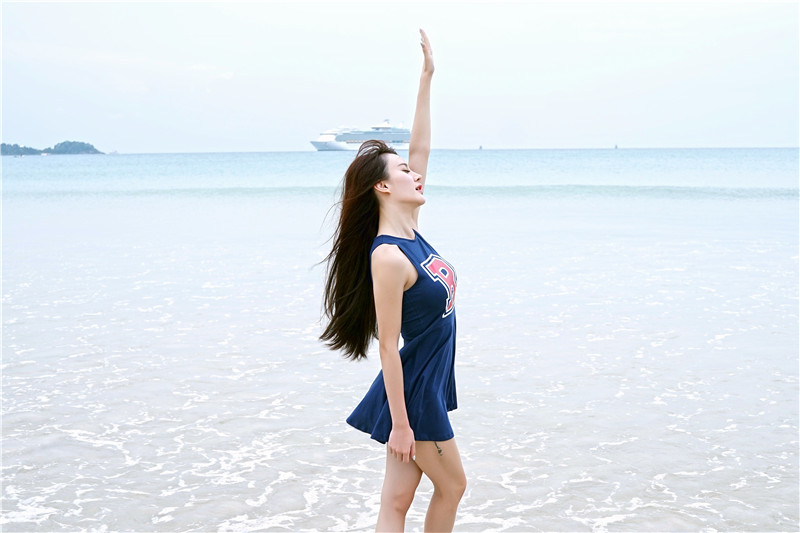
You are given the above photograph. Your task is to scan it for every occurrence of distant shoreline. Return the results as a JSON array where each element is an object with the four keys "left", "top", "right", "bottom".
[{"left": 1, "top": 141, "right": 103, "bottom": 156}]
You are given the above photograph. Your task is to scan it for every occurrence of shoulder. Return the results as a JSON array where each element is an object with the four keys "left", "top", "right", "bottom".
[
  {"left": 372, "top": 243, "right": 419, "bottom": 292},
  {"left": 371, "top": 243, "right": 409, "bottom": 272},
  {"left": 372, "top": 243, "right": 415, "bottom": 285}
]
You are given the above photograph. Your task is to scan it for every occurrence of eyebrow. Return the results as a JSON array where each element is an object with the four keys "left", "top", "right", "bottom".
[{"left": 398, "top": 162, "right": 409, "bottom": 169}]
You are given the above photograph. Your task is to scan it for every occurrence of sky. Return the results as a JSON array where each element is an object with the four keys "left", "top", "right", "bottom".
[{"left": 2, "top": 1, "right": 798, "bottom": 153}]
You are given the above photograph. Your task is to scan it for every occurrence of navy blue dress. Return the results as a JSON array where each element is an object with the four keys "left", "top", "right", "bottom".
[{"left": 347, "top": 230, "right": 458, "bottom": 444}]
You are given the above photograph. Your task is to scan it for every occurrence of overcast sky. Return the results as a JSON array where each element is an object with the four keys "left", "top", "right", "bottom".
[{"left": 2, "top": 1, "right": 798, "bottom": 153}]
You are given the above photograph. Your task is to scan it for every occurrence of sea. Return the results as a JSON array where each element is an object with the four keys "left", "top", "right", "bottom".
[{"left": 2, "top": 148, "right": 798, "bottom": 532}]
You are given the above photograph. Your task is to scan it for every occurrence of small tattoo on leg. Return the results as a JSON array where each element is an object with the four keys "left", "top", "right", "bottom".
[{"left": 434, "top": 441, "right": 443, "bottom": 456}]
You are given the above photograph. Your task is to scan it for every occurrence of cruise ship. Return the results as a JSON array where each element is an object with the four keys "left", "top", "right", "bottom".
[{"left": 310, "top": 120, "right": 410, "bottom": 151}]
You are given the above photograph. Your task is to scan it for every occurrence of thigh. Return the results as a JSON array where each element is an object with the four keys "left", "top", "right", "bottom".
[
  {"left": 413, "top": 438, "right": 466, "bottom": 489},
  {"left": 383, "top": 446, "right": 423, "bottom": 498}
]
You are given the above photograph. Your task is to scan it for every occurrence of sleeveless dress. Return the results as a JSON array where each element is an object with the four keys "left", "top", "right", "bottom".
[{"left": 347, "top": 230, "right": 458, "bottom": 444}]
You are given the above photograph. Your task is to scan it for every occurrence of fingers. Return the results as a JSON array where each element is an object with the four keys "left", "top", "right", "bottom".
[
  {"left": 418, "top": 28, "right": 434, "bottom": 74},
  {"left": 389, "top": 444, "right": 414, "bottom": 463},
  {"left": 419, "top": 28, "right": 431, "bottom": 51},
  {"left": 400, "top": 446, "right": 410, "bottom": 463}
]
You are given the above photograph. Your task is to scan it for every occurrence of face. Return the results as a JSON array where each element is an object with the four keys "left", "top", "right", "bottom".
[{"left": 375, "top": 153, "right": 425, "bottom": 207}]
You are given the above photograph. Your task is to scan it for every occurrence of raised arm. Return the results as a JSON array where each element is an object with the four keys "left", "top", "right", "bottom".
[{"left": 408, "top": 29, "right": 434, "bottom": 190}]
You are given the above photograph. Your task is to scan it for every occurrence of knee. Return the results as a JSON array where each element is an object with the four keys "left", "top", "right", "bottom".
[
  {"left": 454, "top": 473, "right": 467, "bottom": 500},
  {"left": 381, "top": 486, "right": 416, "bottom": 515},
  {"left": 436, "top": 473, "right": 467, "bottom": 504}
]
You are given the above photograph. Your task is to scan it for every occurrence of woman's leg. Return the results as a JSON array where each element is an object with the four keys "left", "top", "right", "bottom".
[
  {"left": 413, "top": 438, "right": 467, "bottom": 533},
  {"left": 376, "top": 446, "right": 423, "bottom": 532}
]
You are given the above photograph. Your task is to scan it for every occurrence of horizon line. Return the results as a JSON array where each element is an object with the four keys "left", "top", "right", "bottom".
[{"left": 6, "top": 145, "right": 794, "bottom": 156}]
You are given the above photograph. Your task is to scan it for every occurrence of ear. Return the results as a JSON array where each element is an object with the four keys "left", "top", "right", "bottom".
[{"left": 374, "top": 180, "right": 390, "bottom": 194}]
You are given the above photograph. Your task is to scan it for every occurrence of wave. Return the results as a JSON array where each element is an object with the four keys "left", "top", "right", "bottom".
[
  {"left": 432, "top": 184, "right": 800, "bottom": 200},
  {"left": 6, "top": 184, "right": 797, "bottom": 201}
]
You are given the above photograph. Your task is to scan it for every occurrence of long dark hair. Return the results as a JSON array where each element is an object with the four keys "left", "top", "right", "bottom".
[{"left": 320, "top": 140, "right": 397, "bottom": 360}]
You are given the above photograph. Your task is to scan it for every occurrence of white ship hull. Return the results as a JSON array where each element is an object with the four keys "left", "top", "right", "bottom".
[{"left": 311, "top": 140, "right": 410, "bottom": 151}]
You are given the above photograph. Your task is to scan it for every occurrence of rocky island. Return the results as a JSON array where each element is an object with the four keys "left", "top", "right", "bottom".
[{"left": 1, "top": 141, "right": 103, "bottom": 156}]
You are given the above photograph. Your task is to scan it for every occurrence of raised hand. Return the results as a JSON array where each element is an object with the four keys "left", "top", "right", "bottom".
[{"left": 420, "top": 28, "right": 434, "bottom": 75}]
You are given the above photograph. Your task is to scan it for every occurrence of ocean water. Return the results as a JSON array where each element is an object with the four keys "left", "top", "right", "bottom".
[{"left": 2, "top": 148, "right": 798, "bottom": 532}]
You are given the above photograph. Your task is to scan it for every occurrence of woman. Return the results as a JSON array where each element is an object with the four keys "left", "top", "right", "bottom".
[{"left": 320, "top": 30, "right": 466, "bottom": 532}]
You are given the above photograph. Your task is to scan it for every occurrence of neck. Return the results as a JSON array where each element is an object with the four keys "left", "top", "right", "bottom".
[{"left": 377, "top": 204, "right": 417, "bottom": 239}]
